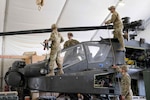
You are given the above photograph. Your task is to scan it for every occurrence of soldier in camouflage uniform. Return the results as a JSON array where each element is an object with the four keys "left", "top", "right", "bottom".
[
  {"left": 112, "top": 65, "right": 133, "bottom": 100},
  {"left": 105, "top": 6, "right": 125, "bottom": 51},
  {"left": 64, "top": 33, "right": 80, "bottom": 49},
  {"left": 46, "top": 24, "right": 64, "bottom": 76},
  {"left": 63, "top": 33, "right": 80, "bottom": 64}
]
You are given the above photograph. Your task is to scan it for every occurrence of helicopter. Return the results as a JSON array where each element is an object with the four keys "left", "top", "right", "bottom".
[
  {"left": 3, "top": 19, "right": 150, "bottom": 99},
  {"left": 4, "top": 38, "right": 150, "bottom": 100}
]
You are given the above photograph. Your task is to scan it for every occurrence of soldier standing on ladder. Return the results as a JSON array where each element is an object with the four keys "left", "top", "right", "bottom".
[{"left": 112, "top": 65, "right": 133, "bottom": 100}]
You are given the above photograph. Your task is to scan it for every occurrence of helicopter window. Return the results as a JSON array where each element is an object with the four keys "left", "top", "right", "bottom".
[
  {"left": 61, "top": 44, "right": 85, "bottom": 67},
  {"left": 87, "top": 44, "right": 111, "bottom": 63},
  {"left": 88, "top": 46, "right": 99, "bottom": 58}
]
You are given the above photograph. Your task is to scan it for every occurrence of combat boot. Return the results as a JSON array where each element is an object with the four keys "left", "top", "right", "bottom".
[
  {"left": 57, "top": 68, "right": 64, "bottom": 75},
  {"left": 47, "top": 70, "right": 55, "bottom": 76}
]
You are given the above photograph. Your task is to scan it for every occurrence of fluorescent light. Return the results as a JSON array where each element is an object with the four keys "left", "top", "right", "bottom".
[{"left": 119, "top": 2, "right": 125, "bottom": 6}]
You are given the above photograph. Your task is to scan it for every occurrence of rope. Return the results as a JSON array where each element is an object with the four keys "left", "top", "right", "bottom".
[{"left": 107, "top": 27, "right": 116, "bottom": 65}]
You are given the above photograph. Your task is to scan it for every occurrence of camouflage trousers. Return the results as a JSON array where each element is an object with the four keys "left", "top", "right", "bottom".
[
  {"left": 123, "top": 89, "right": 133, "bottom": 100},
  {"left": 113, "top": 27, "right": 125, "bottom": 48},
  {"left": 113, "top": 27, "right": 122, "bottom": 38},
  {"left": 126, "top": 96, "right": 132, "bottom": 100},
  {"left": 49, "top": 49, "right": 62, "bottom": 71}
]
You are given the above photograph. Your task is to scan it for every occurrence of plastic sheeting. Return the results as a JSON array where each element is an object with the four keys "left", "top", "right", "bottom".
[
  {"left": 4, "top": 34, "right": 49, "bottom": 55},
  {"left": 136, "top": 23, "right": 150, "bottom": 43}
]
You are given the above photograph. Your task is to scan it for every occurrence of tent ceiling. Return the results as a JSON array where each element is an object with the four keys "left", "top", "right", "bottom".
[
  {"left": 3, "top": 0, "right": 150, "bottom": 32},
  {"left": 4, "top": 0, "right": 66, "bottom": 31},
  {"left": 0, "top": 0, "right": 149, "bottom": 42},
  {"left": 0, "top": 0, "right": 6, "bottom": 32}
]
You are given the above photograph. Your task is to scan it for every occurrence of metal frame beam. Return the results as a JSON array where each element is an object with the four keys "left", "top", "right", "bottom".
[
  {"left": 0, "top": 0, "right": 8, "bottom": 92},
  {"left": 56, "top": 0, "right": 68, "bottom": 25}
]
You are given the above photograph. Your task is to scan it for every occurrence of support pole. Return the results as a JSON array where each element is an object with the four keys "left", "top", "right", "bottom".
[
  {"left": 0, "top": 0, "right": 8, "bottom": 91},
  {"left": 143, "top": 70, "right": 150, "bottom": 100},
  {"left": 56, "top": 0, "right": 69, "bottom": 25}
]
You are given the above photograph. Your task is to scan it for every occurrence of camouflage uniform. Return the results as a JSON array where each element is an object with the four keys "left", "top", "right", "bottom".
[
  {"left": 116, "top": 66, "right": 133, "bottom": 100},
  {"left": 63, "top": 39, "right": 80, "bottom": 64},
  {"left": 48, "top": 30, "right": 64, "bottom": 75},
  {"left": 106, "top": 10, "right": 125, "bottom": 51},
  {"left": 121, "top": 73, "right": 133, "bottom": 100},
  {"left": 64, "top": 39, "right": 80, "bottom": 49}
]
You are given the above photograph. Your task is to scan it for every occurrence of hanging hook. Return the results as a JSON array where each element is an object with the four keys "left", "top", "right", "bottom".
[
  {"left": 36, "top": 0, "right": 44, "bottom": 11},
  {"left": 38, "top": 6, "right": 41, "bottom": 11}
]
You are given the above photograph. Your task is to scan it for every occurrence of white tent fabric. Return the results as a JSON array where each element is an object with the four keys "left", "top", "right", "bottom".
[
  {"left": 1, "top": 0, "right": 150, "bottom": 55},
  {"left": 4, "top": 0, "right": 66, "bottom": 31},
  {"left": 136, "top": 22, "right": 150, "bottom": 43},
  {"left": 0, "top": 0, "right": 150, "bottom": 91},
  {"left": 0, "top": 0, "right": 6, "bottom": 32}
]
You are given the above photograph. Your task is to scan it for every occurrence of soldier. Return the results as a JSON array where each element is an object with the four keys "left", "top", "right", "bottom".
[
  {"left": 105, "top": 6, "right": 125, "bottom": 51},
  {"left": 63, "top": 33, "right": 80, "bottom": 64},
  {"left": 112, "top": 65, "right": 133, "bottom": 100},
  {"left": 46, "top": 24, "right": 64, "bottom": 76},
  {"left": 64, "top": 33, "right": 80, "bottom": 49}
]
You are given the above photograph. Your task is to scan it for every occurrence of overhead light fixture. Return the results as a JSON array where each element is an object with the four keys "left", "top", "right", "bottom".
[
  {"left": 36, "top": 0, "right": 44, "bottom": 11},
  {"left": 115, "top": 0, "right": 125, "bottom": 8},
  {"left": 118, "top": 0, "right": 125, "bottom": 6},
  {"left": 119, "top": 2, "right": 125, "bottom": 6}
]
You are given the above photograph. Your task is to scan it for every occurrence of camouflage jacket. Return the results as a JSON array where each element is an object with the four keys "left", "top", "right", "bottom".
[
  {"left": 64, "top": 39, "right": 79, "bottom": 49},
  {"left": 49, "top": 30, "right": 64, "bottom": 50},
  {"left": 116, "top": 67, "right": 132, "bottom": 97},
  {"left": 121, "top": 73, "right": 132, "bottom": 97},
  {"left": 106, "top": 11, "right": 123, "bottom": 29}
]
